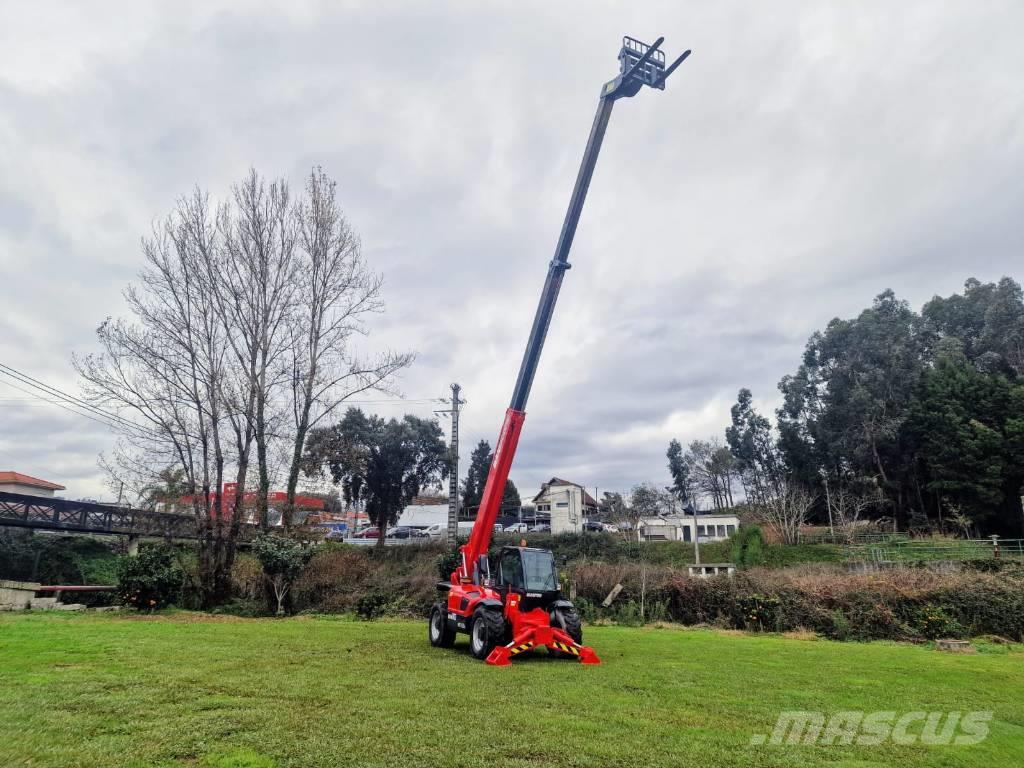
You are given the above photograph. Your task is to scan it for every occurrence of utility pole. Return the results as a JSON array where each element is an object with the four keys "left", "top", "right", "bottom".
[{"left": 435, "top": 383, "right": 465, "bottom": 546}]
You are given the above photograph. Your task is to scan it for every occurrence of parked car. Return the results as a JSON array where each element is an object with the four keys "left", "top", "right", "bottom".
[
  {"left": 528, "top": 523, "right": 551, "bottom": 533},
  {"left": 353, "top": 527, "right": 380, "bottom": 538},
  {"left": 423, "top": 523, "right": 446, "bottom": 539},
  {"left": 583, "top": 520, "right": 604, "bottom": 532},
  {"left": 601, "top": 523, "right": 620, "bottom": 533},
  {"left": 503, "top": 522, "right": 529, "bottom": 534},
  {"left": 386, "top": 526, "right": 426, "bottom": 539}
]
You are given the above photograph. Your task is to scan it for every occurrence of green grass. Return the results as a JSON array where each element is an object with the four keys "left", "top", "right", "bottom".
[{"left": 1, "top": 613, "right": 1021, "bottom": 767}]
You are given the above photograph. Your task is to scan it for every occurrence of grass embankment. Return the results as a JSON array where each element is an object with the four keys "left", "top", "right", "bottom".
[{"left": 1, "top": 613, "right": 1021, "bottom": 768}]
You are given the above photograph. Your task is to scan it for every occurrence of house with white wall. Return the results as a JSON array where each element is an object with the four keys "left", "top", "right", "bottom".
[
  {"left": 532, "top": 478, "right": 598, "bottom": 534},
  {"left": 638, "top": 512, "right": 740, "bottom": 542},
  {"left": 0, "top": 472, "right": 65, "bottom": 498}
]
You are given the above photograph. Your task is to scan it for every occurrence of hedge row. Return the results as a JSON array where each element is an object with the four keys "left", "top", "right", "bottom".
[
  {"left": 569, "top": 560, "right": 1024, "bottom": 641},
  {"left": 233, "top": 544, "right": 1024, "bottom": 641}
]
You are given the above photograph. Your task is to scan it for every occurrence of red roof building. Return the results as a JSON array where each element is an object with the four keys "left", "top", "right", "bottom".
[{"left": 0, "top": 472, "right": 66, "bottom": 498}]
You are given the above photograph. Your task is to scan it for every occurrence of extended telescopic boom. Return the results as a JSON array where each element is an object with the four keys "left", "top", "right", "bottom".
[{"left": 456, "top": 36, "right": 690, "bottom": 583}]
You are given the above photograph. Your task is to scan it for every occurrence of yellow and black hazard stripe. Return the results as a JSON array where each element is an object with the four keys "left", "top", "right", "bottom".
[
  {"left": 508, "top": 642, "right": 535, "bottom": 657},
  {"left": 551, "top": 641, "right": 581, "bottom": 656}
]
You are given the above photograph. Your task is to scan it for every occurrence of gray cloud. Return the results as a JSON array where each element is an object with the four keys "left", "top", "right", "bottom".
[{"left": 1, "top": 1, "right": 1022, "bottom": 500}]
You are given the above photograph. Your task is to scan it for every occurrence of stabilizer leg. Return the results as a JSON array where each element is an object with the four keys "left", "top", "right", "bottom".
[
  {"left": 486, "top": 628, "right": 537, "bottom": 666},
  {"left": 551, "top": 627, "right": 602, "bottom": 665},
  {"left": 486, "top": 627, "right": 601, "bottom": 666}
]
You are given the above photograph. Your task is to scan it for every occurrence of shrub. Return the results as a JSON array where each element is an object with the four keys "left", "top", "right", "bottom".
[
  {"left": 827, "top": 609, "right": 852, "bottom": 641},
  {"left": 354, "top": 591, "right": 414, "bottom": 620},
  {"left": 436, "top": 548, "right": 460, "bottom": 581},
  {"left": 659, "top": 564, "right": 1024, "bottom": 642},
  {"left": 117, "top": 545, "right": 184, "bottom": 611},
  {"left": 293, "top": 548, "right": 373, "bottom": 613},
  {"left": 231, "top": 554, "right": 264, "bottom": 601},
  {"left": 736, "top": 594, "right": 781, "bottom": 631},
  {"left": 253, "top": 535, "right": 311, "bottom": 615},
  {"left": 913, "top": 605, "right": 965, "bottom": 639},
  {"left": 731, "top": 525, "right": 765, "bottom": 569}
]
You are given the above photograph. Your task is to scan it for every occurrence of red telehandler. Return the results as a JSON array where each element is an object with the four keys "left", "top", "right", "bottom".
[{"left": 429, "top": 36, "right": 691, "bottom": 666}]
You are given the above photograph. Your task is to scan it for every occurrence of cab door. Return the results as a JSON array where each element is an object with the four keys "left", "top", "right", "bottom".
[{"left": 497, "top": 548, "right": 524, "bottom": 594}]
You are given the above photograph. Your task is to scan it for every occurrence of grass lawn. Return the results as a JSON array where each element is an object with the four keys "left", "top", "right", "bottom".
[{"left": 1, "top": 613, "right": 1021, "bottom": 767}]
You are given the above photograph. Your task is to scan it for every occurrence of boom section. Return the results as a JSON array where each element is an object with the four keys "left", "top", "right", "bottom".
[{"left": 455, "top": 37, "right": 690, "bottom": 582}]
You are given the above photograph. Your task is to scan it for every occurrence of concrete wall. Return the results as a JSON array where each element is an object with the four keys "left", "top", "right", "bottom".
[
  {"left": 0, "top": 483, "right": 56, "bottom": 497},
  {"left": 0, "top": 580, "right": 41, "bottom": 610}
]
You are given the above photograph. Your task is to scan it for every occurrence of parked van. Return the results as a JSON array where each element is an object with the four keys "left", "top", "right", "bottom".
[{"left": 423, "top": 523, "right": 446, "bottom": 540}]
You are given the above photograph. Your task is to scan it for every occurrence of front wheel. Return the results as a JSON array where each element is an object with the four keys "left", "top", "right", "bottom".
[
  {"left": 469, "top": 608, "right": 505, "bottom": 660},
  {"left": 549, "top": 606, "right": 583, "bottom": 656},
  {"left": 428, "top": 603, "right": 455, "bottom": 648},
  {"left": 556, "top": 607, "right": 583, "bottom": 644}
]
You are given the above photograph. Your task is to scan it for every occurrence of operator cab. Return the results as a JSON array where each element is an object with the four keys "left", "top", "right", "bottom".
[{"left": 496, "top": 546, "right": 561, "bottom": 611}]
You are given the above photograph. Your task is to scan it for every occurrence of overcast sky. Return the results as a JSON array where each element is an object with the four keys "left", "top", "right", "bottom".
[{"left": 1, "top": 2, "right": 1022, "bottom": 502}]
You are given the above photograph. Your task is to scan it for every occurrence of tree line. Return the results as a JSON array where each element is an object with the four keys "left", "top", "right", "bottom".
[{"left": 665, "top": 278, "right": 1024, "bottom": 539}]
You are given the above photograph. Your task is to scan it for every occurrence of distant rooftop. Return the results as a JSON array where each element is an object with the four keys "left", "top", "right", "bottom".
[
  {"left": 0, "top": 471, "right": 66, "bottom": 491},
  {"left": 410, "top": 495, "right": 448, "bottom": 506},
  {"left": 533, "top": 477, "right": 599, "bottom": 507}
]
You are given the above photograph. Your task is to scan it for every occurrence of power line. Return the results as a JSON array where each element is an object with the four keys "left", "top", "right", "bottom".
[
  {"left": 0, "top": 374, "right": 152, "bottom": 437},
  {"left": 0, "top": 359, "right": 451, "bottom": 439},
  {"left": 0, "top": 363, "right": 148, "bottom": 434}
]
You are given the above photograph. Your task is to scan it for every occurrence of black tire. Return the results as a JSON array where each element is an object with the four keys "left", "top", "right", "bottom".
[
  {"left": 428, "top": 603, "right": 455, "bottom": 648},
  {"left": 548, "top": 606, "right": 583, "bottom": 657},
  {"left": 469, "top": 607, "right": 505, "bottom": 660}
]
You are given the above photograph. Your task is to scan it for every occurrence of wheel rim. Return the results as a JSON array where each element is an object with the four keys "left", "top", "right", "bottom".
[
  {"left": 471, "top": 619, "right": 486, "bottom": 652},
  {"left": 430, "top": 610, "right": 442, "bottom": 641}
]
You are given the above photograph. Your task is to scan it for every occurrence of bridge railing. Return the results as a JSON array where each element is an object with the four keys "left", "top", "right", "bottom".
[{"left": 0, "top": 490, "right": 256, "bottom": 541}]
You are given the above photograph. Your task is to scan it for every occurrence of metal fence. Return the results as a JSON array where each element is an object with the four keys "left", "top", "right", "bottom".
[
  {"left": 857, "top": 537, "right": 1024, "bottom": 563},
  {"left": 340, "top": 536, "right": 437, "bottom": 547},
  {"left": 798, "top": 530, "right": 910, "bottom": 546}
]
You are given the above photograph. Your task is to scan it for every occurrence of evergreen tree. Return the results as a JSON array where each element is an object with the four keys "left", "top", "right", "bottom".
[{"left": 460, "top": 440, "right": 519, "bottom": 518}]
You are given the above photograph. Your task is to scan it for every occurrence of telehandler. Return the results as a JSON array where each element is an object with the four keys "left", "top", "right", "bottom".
[{"left": 429, "top": 35, "right": 690, "bottom": 665}]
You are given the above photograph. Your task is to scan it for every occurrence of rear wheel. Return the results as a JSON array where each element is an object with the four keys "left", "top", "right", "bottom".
[
  {"left": 428, "top": 603, "right": 455, "bottom": 648},
  {"left": 469, "top": 607, "right": 505, "bottom": 660}
]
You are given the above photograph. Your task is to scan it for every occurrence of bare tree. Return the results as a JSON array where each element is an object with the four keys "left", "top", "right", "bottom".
[
  {"left": 760, "top": 481, "right": 816, "bottom": 545},
  {"left": 75, "top": 167, "right": 410, "bottom": 603},
  {"left": 280, "top": 169, "right": 412, "bottom": 527},
  {"left": 75, "top": 191, "right": 237, "bottom": 605},
  {"left": 826, "top": 485, "right": 880, "bottom": 543},
  {"left": 216, "top": 171, "right": 299, "bottom": 529}
]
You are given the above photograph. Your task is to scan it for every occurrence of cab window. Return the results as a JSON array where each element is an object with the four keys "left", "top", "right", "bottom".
[
  {"left": 521, "top": 549, "right": 558, "bottom": 591},
  {"left": 499, "top": 550, "right": 523, "bottom": 589}
]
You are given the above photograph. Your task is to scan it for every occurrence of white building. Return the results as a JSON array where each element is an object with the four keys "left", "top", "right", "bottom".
[
  {"left": 0, "top": 471, "right": 65, "bottom": 498},
  {"left": 396, "top": 494, "right": 450, "bottom": 528},
  {"left": 397, "top": 503, "right": 449, "bottom": 528},
  {"left": 532, "top": 478, "right": 598, "bottom": 535},
  {"left": 638, "top": 512, "right": 740, "bottom": 543}
]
